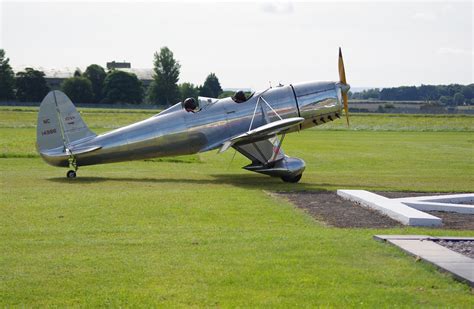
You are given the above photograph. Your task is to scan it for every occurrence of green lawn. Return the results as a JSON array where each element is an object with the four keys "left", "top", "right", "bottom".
[{"left": 0, "top": 109, "right": 473, "bottom": 306}]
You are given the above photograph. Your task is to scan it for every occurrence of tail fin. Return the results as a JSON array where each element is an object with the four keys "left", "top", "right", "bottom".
[{"left": 36, "top": 91, "right": 95, "bottom": 152}]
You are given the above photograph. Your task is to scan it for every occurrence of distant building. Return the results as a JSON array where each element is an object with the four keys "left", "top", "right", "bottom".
[{"left": 106, "top": 61, "right": 131, "bottom": 70}]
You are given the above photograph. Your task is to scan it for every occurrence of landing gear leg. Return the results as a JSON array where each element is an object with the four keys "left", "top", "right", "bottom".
[
  {"left": 66, "top": 155, "right": 78, "bottom": 179},
  {"left": 281, "top": 173, "right": 302, "bottom": 183}
]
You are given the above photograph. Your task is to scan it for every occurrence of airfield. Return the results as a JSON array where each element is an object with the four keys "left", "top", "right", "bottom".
[{"left": 0, "top": 107, "right": 473, "bottom": 306}]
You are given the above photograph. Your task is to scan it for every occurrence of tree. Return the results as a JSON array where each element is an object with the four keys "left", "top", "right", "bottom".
[
  {"left": 461, "top": 84, "right": 473, "bottom": 101},
  {"left": 148, "top": 47, "right": 181, "bottom": 106},
  {"left": 102, "top": 70, "right": 143, "bottom": 104},
  {"left": 0, "top": 49, "right": 16, "bottom": 101},
  {"left": 439, "top": 96, "right": 453, "bottom": 106},
  {"left": 200, "top": 73, "right": 222, "bottom": 98},
  {"left": 218, "top": 90, "right": 236, "bottom": 99},
  {"left": 15, "top": 68, "right": 50, "bottom": 102},
  {"left": 360, "top": 88, "right": 380, "bottom": 100},
  {"left": 453, "top": 92, "right": 465, "bottom": 106},
  {"left": 84, "top": 64, "right": 106, "bottom": 103},
  {"left": 61, "top": 77, "right": 93, "bottom": 103},
  {"left": 179, "top": 82, "right": 199, "bottom": 102},
  {"left": 418, "top": 85, "right": 439, "bottom": 101}
]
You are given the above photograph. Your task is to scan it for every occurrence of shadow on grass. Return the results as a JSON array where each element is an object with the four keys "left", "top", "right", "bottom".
[{"left": 47, "top": 173, "right": 383, "bottom": 191}]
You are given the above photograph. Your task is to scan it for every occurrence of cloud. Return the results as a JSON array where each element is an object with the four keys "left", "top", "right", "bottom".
[
  {"left": 260, "top": 2, "right": 294, "bottom": 15},
  {"left": 411, "top": 11, "right": 437, "bottom": 21},
  {"left": 437, "top": 47, "right": 473, "bottom": 56}
]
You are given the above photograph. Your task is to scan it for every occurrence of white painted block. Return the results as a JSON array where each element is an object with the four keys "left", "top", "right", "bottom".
[
  {"left": 394, "top": 193, "right": 474, "bottom": 204},
  {"left": 402, "top": 201, "right": 474, "bottom": 214},
  {"left": 337, "top": 190, "right": 442, "bottom": 226}
]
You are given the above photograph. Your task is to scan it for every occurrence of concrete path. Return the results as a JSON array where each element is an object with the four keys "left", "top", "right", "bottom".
[{"left": 374, "top": 235, "right": 474, "bottom": 287}]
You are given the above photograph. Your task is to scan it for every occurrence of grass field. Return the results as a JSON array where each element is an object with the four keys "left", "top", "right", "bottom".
[{"left": 0, "top": 108, "right": 473, "bottom": 306}]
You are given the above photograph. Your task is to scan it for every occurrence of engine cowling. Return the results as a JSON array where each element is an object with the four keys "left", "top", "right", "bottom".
[{"left": 291, "top": 81, "right": 343, "bottom": 129}]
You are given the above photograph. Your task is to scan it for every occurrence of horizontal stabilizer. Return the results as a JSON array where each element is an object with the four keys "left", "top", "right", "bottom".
[
  {"left": 68, "top": 145, "right": 102, "bottom": 155},
  {"left": 41, "top": 145, "right": 102, "bottom": 157},
  {"left": 219, "top": 117, "right": 303, "bottom": 153}
]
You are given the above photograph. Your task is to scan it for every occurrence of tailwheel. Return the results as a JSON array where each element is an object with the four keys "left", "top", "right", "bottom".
[
  {"left": 66, "top": 153, "right": 78, "bottom": 179},
  {"left": 66, "top": 170, "right": 76, "bottom": 179},
  {"left": 281, "top": 174, "right": 302, "bottom": 183}
]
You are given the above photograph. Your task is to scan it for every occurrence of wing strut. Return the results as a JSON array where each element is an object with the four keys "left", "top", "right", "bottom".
[
  {"left": 248, "top": 94, "right": 283, "bottom": 131},
  {"left": 219, "top": 91, "right": 303, "bottom": 154}
]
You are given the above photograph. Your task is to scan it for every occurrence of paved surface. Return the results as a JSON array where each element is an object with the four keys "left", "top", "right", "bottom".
[{"left": 375, "top": 235, "right": 474, "bottom": 287}]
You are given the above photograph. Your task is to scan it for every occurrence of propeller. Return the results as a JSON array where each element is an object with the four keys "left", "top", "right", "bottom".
[{"left": 338, "top": 47, "right": 350, "bottom": 126}]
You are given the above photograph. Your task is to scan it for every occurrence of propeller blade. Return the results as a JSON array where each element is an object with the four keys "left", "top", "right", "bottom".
[
  {"left": 338, "top": 47, "right": 349, "bottom": 126},
  {"left": 338, "top": 47, "right": 346, "bottom": 84},
  {"left": 343, "top": 92, "right": 349, "bottom": 126}
]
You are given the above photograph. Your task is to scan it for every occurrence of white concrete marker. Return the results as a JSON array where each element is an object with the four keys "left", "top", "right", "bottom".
[
  {"left": 402, "top": 201, "right": 474, "bottom": 214},
  {"left": 337, "top": 190, "right": 442, "bottom": 226},
  {"left": 394, "top": 193, "right": 474, "bottom": 214},
  {"left": 393, "top": 193, "right": 474, "bottom": 204}
]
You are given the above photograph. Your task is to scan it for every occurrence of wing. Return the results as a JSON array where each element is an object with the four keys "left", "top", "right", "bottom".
[{"left": 218, "top": 117, "right": 304, "bottom": 153}]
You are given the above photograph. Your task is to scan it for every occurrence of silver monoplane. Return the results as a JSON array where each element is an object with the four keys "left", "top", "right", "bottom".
[{"left": 37, "top": 49, "right": 350, "bottom": 183}]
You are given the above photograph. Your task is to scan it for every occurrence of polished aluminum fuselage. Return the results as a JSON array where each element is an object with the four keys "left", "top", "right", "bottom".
[{"left": 41, "top": 81, "right": 342, "bottom": 167}]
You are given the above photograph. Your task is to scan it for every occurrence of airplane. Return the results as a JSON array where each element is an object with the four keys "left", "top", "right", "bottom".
[{"left": 36, "top": 48, "right": 350, "bottom": 183}]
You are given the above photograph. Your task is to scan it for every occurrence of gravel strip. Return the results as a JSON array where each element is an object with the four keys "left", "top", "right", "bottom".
[
  {"left": 276, "top": 191, "right": 474, "bottom": 230},
  {"left": 435, "top": 240, "right": 474, "bottom": 259}
]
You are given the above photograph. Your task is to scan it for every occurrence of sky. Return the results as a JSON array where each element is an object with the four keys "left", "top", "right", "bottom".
[{"left": 1, "top": 0, "right": 473, "bottom": 90}]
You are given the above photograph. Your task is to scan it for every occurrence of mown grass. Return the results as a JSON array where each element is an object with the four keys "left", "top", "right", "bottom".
[
  {"left": 0, "top": 108, "right": 158, "bottom": 129},
  {"left": 0, "top": 108, "right": 473, "bottom": 306},
  {"left": 315, "top": 113, "right": 474, "bottom": 132},
  {"left": 1, "top": 106, "right": 473, "bottom": 132}
]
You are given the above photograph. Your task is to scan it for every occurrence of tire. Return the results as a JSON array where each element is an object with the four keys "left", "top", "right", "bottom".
[
  {"left": 281, "top": 174, "right": 302, "bottom": 183},
  {"left": 67, "top": 170, "right": 76, "bottom": 178}
]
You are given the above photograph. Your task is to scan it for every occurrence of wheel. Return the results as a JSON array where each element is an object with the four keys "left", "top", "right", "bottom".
[
  {"left": 66, "top": 170, "right": 76, "bottom": 178},
  {"left": 281, "top": 174, "right": 302, "bottom": 183}
]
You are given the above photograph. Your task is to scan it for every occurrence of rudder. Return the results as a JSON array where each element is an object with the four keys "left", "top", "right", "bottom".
[{"left": 37, "top": 91, "right": 95, "bottom": 152}]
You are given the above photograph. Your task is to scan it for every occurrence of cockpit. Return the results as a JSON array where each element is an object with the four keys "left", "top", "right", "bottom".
[
  {"left": 231, "top": 90, "right": 254, "bottom": 103},
  {"left": 181, "top": 96, "right": 219, "bottom": 113},
  {"left": 181, "top": 90, "right": 255, "bottom": 113},
  {"left": 183, "top": 97, "right": 199, "bottom": 113}
]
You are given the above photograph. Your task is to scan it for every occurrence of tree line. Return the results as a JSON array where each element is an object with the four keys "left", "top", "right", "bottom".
[
  {"left": 1, "top": 47, "right": 473, "bottom": 106},
  {"left": 350, "top": 84, "right": 474, "bottom": 106},
  {"left": 0, "top": 47, "right": 223, "bottom": 106}
]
